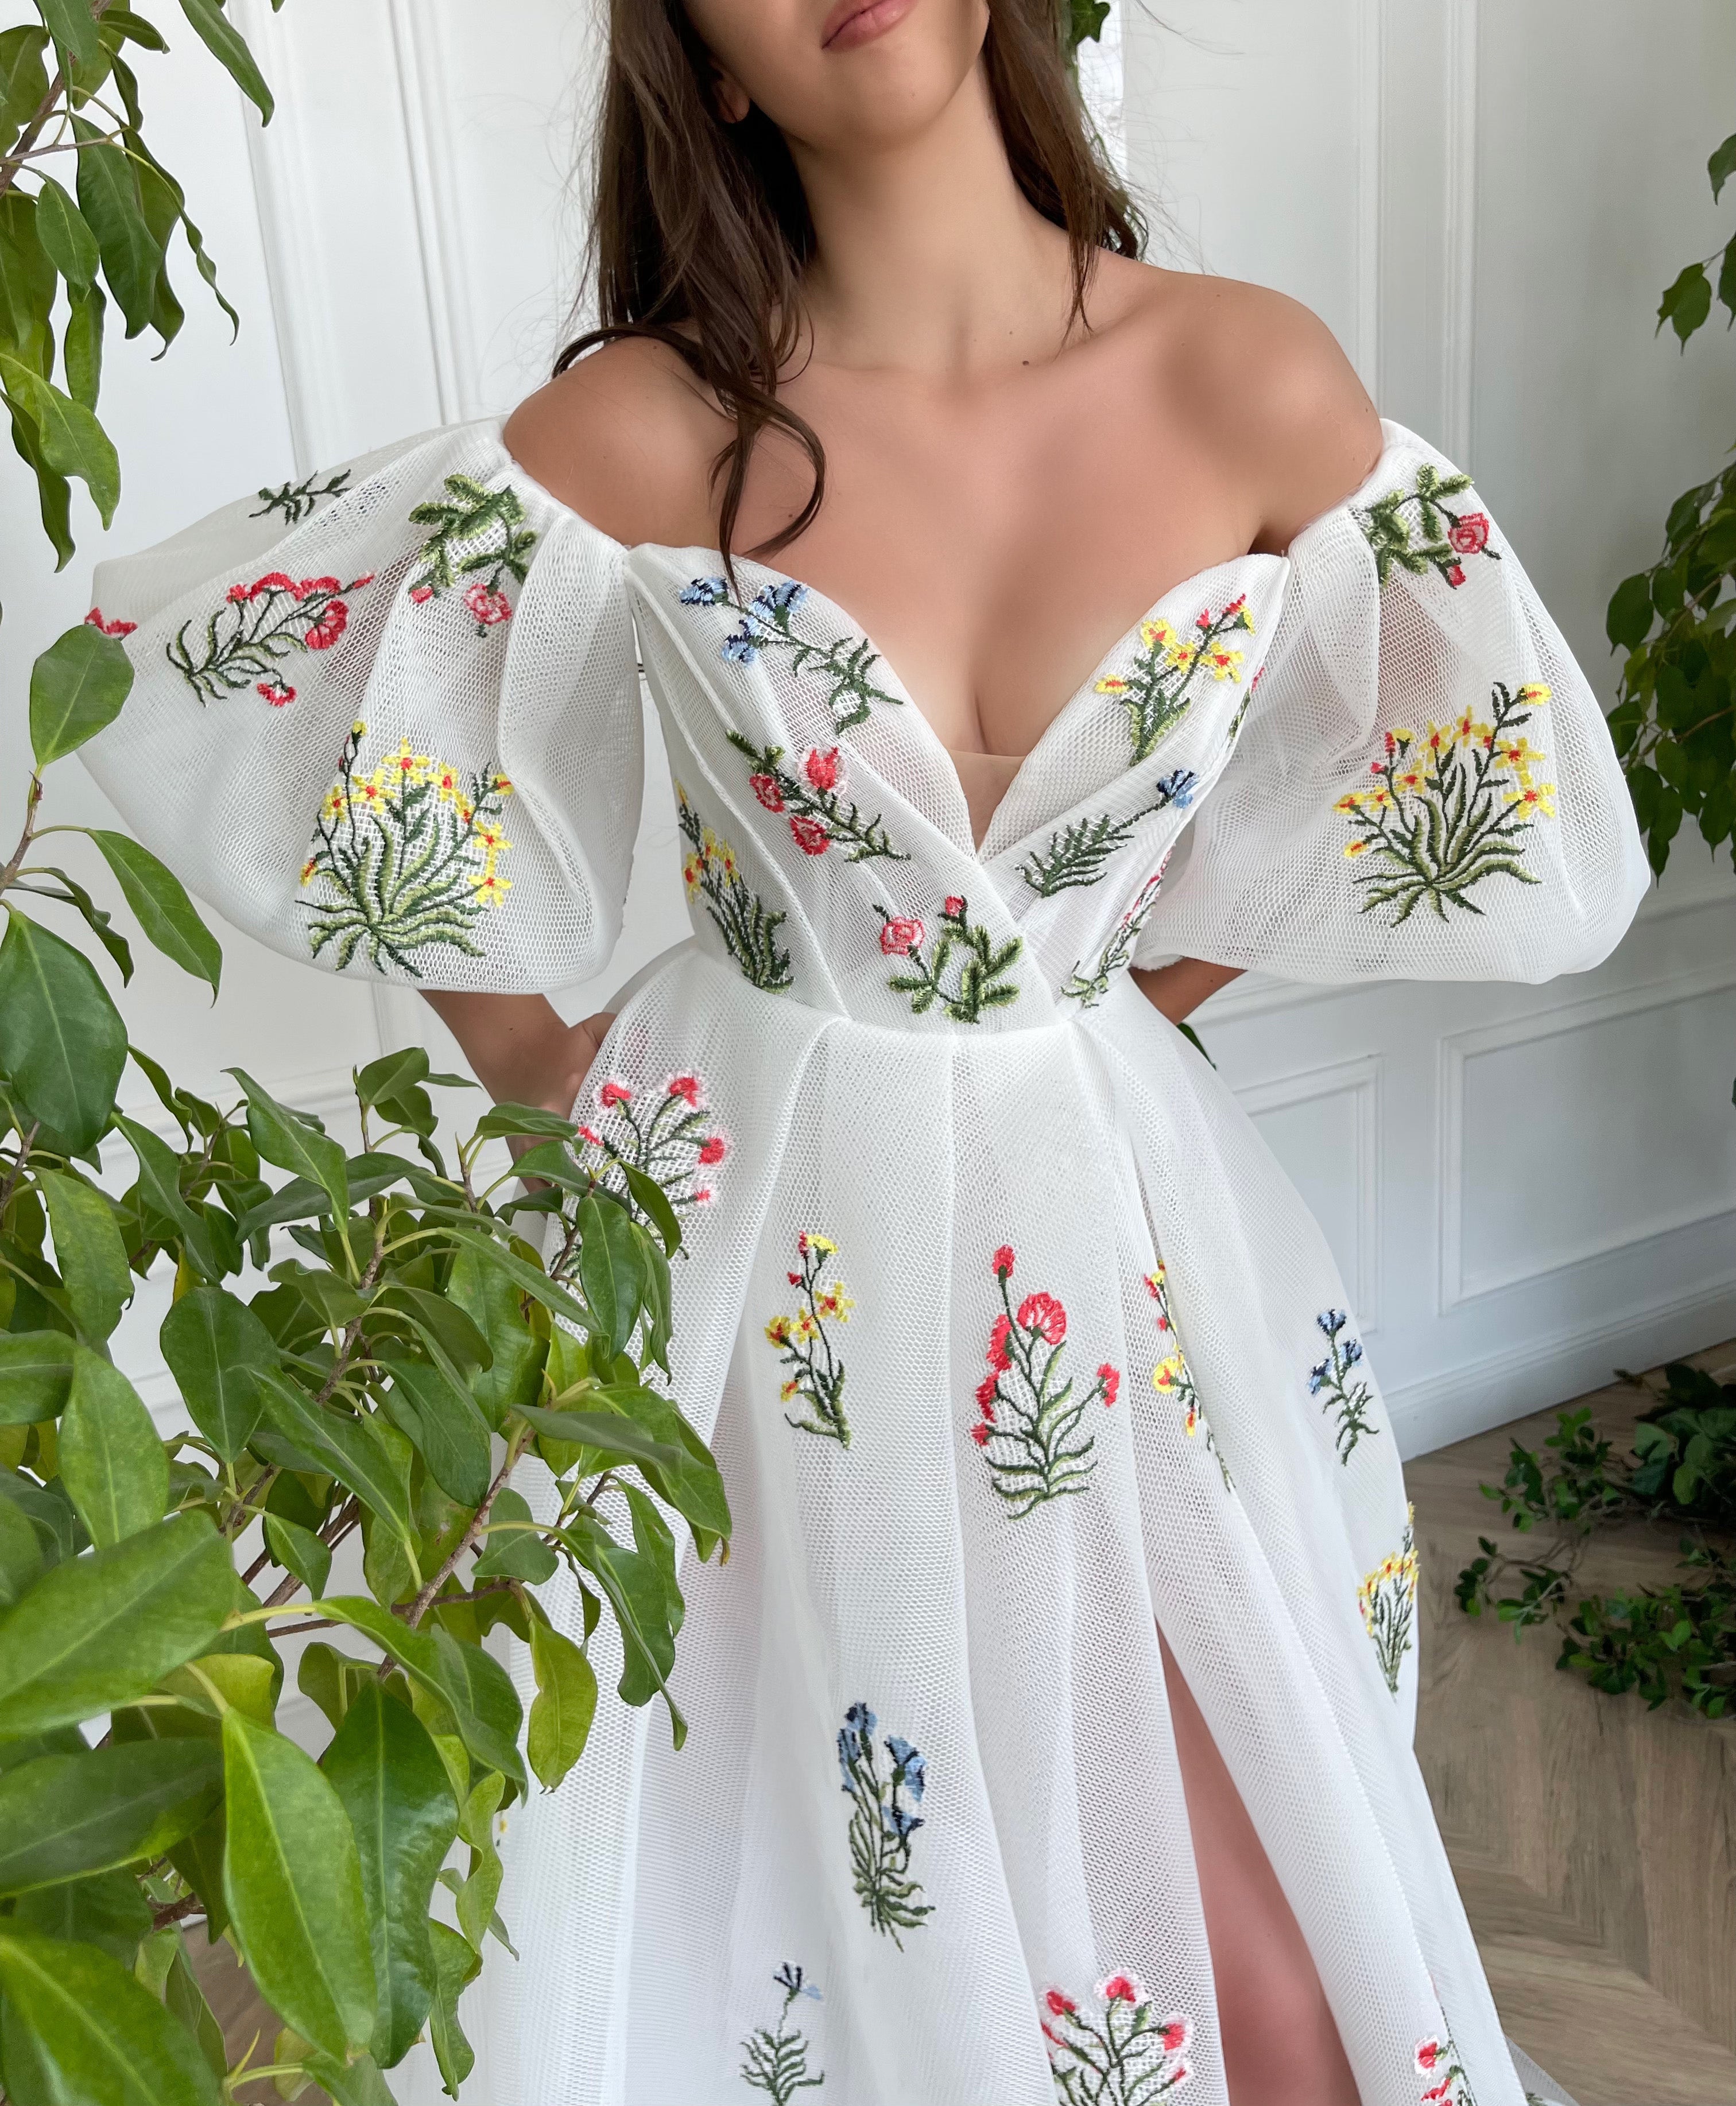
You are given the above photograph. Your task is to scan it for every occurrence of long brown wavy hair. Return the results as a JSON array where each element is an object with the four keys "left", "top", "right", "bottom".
[{"left": 557, "top": 1, "right": 1143, "bottom": 571}]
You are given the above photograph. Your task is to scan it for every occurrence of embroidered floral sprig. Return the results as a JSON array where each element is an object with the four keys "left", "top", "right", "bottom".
[
  {"left": 1336, "top": 681, "right": 1556, "bottom": 924},
  {"left": 1095, "top": 598, "right": 1255, "bottom": 764},
  {"left": 1041, "top": 1976, "right": 1195, "bottom": 2105},
  {"left": 766, "top": 1232, "right": 854, "bottom": 1446},
  {"left": 406, "top": 474, "right": 538, "bottom": 632},
  {"left": 299, "top": 724, "right": 512, "bottom": 978},
  {"left": 740, "top": 1963, "right": 825, "bottom": 2103},
  {"left": 879, "top": 896, "right": 1021, "bottom": 1023},
  {"left": 1415, "top": 2027, "right": 1477, "bottom": 2106},
  {"left": 680, "top": 575, "right": 903, "bottom": 732},
  {"left": 1147, "top": 1262, "right": 1230, "bottom": 1490},
  {"left": 837, "top": 1702, "right": 932, "bottom": 1945},
  {"left": 1310, "top": 1309, "right": 1378, "bottom": 1464},
  {"left": 1358, "top": 464, "right": 1501, "bottom": 590},
  {"left": 678, "top": 785, "right": 794, "bottom": 991},
  {"left": 727, "top": 730, "right": 909, "bottom": 863},
  {"left": 168, "top": 568, "right": 374, "bottom": 704},
  {"left": 1061, "top": 860, "right": 1169, "bottom": 1010},
  {"left": 1020, "top": 771, "right": 1197, "bottom": 897},
  {"left": 1359, "top": 1504, "right": 1420, "bottom": 1696},
  {"left": 573, "top": 1072, "right": 728, "bottom": 1222},
  {"left": 249, "top": 467, "right": 351, "bottom": 527},
  {"left": 971, "top": 1244, "right": 1115, "bottom": 1517}
]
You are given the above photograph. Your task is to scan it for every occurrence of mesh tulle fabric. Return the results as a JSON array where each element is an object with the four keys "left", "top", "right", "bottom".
[{"left": 88, "top": 420, "right": 1634, "bottom": 2105}]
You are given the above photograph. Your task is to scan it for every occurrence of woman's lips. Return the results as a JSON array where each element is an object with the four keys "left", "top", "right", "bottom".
[{"left": 821, "top": 0, "right": 918, "bottom": 52}]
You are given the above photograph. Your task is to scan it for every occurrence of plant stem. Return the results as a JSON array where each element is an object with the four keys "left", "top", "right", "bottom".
[
  {"left": 0, "top": 0, "right": 118, "bottom": 200},
  {"left": 0, "top": 1123, "right": 39, "bottom": 1221},
  {"left": 403, "top": 1440, "right": 522, "bottom": 1631}
]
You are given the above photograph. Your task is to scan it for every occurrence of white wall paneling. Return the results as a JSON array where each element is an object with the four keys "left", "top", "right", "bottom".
[{"left": 1, "top": 3, "right": 1732, "bottom": 1459}]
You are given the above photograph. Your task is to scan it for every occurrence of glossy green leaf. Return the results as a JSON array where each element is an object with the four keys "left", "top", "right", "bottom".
[
  {"left": 0, "top": 351, "right": 119, "bottom": 523},
  {"left": 64, "top": 278, "right": 104, "bottom": 410},
  {"left": 163, "top": 1942, "right": 227, "bottom": 2084},
  {"left": 7, "top": 396, "right": 75, "bottom": 568},
  {"left": 37, "top": 1168, "right": 131, "bottom": 1344},
  {"left": 527, "top": 1615, "right": 596, "bottom": 1790},
  {"left": 323, "top": 1682, "right": 458, "bottom": 2068},
  {"left": 228, "top": 1066, "right": 348, "bottom": 1220},
  {"left": 577, "top": 1193, "right": 642, "bottom": 1357},
  {"left": 0, "top": 1492, "right": 43, "bottom": 1606},
  {"left": 0, "top": 909, "right": 128, "bottom": 1152},
  {"left": 0, "top": 29, "right": 49, "bottom": 160},
  {"left": 86, "top": 831, "right": 222, "bottom": 992},
  {"left": 445, "top": 1225, "right": 591, "bottom": 1337},
  {"left": 511, "top": 1402, "right": 684, "bottom": 1472},
  {"left": 29, "top": 615, "right": 132, "bottom": 766},
  {"left": 264, "top": 1512, "right": 331, "bottom": 1598},
  {"left": 221, "top": 1708, "right": 376, "bottom": 2061},
  {"left": 0, "top": 1930, "right": 221, "bottom": 2106},
  {"left": 470, "top": 1103, "right": 579, "bottom": 1142},
  {"left": 38, "top": 0, "right": 102, "bottom": 66},
  {"left": 316, "top": 1599, "right": 526, "bottom": 1791},
  {"left": 1658, "top": 259, "right": 1712, "bottom": 346},
  {"left": 0, "top": 1510, "right": 232, "bottom": 1737},
  {"left": 33, "top": 175, "right": 99, "bottom": 291},
  {"left": 61, "top": 1347, "right": 166, "bottom": 1546},
  {"left": 622, "top": 1161, "right": 683, "bottom": 1254},
  {"left": 114, "top": 1116, "right": 222, "bottom": 1282},
  {"left": 0, "top": 1468, "right": 84, "bottom": 1569},
  {"left": 378, "top": 1354, "right": 491, "bottom": 1509},
  {"left": 1710, "top": 129, "right": 1736, "bottom": 202},
  {"left": 158, "top": 1283, "right": 276, "bottom": 1460},
  {"left": 0, "top": 192, "right": 55, "bottom": 377},
  {"left": 471, "top": 1485, "right": 556, "bottom": 1584},
  {"left": 426, "top": 1919, "right": 480, "bottom": 2097},
  {"left": 446, "top": 1242, "right": 544, "bottom": 1430},
  {"left": 176, "top": 0, "right": 273, "bottom": 119},
  {"left": 13, "top": 860, "right": 133, "bottom": 982},
  {"left": 9, "top": 1867, "right": 152, "bottom": 1964},
  {"left": 73, "top": 119, "right": 162, "bottom": 338},
  {"left": 0, "top": 1333, "right": 75, "bottom": 1425},
  {"left": 256, "top": 1372, "right": 415, "bottom": 1546},
  {"left": 0, "top": 1737, "right": 222, "bottom": 1894}
]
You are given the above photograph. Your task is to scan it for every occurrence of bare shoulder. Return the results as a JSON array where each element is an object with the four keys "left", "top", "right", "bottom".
[
  {"left": 1151, "top": 272, "right": 1384, "bottom": 550},
  {"left": 502, "top": 335, "right": 726, "bottom": 548}
]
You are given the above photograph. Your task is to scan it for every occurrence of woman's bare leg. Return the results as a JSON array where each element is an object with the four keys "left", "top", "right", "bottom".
[{"left": 1157, "top": 1624, "right": 1362, "bottom": 2106}]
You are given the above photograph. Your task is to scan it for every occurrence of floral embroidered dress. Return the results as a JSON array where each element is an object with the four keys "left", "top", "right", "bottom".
[{"left": 85, "top": 419, "right": 1643, "bottom": 2106}]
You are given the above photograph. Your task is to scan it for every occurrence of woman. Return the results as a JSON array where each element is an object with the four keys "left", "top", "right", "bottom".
[{"left": 86, "top": 3, "right": 1645, "bottom": 2101}]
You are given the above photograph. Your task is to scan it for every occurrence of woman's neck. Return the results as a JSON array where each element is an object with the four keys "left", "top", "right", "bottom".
[{"left": 790, "top": 59, "right": 1077, "bottom": 379}]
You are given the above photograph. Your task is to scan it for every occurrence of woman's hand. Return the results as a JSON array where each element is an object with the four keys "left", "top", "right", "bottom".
[
  {"left": 420, "top": 991, "right": 614, "bottom": 1132},
  {"left": 1130, "top": 957, "right": 1244, "bottom": 1026}
]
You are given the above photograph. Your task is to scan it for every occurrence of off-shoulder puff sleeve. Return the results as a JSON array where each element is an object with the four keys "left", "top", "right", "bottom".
[
  {"left": 82, "top": 420, "right": 641, "bottom": 992},
  {"left": 1134, "top": 420, "right": 1649, "bottom": 983}
]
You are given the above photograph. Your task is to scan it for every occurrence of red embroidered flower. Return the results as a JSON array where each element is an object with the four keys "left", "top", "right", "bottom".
[
  {"left": 409, "top": 583, "right": 435, "bottom": 604},
  {"left": 666, "top": 1074, "right": 702, "bottom": 1106},
  {"left": 974, "top": 1375, "right": 998, "bottom": 1415},
  {"left": 1447, "top": 512, "right": 1490, "bottom": 556},
  {"left": 1044, "top": 1989, "right": 1077, "bottom": 2018},
  {"left": 992, "top": 1244, "right": 1015, "bottom": 1279},
  {"left": 970, "top": 1421, "right": 990, "bottom": 1445},
  {"left": 750, "top": 773, "right": 785, "bottom": 812},
  {"left": 464, "top": 580, "right": 513, "bottom": 627},
  {"left": 698, "top": 1135, "right": 727, "bottom": 1164},
  {"left": 788, "top": 1271, "right": 802, "bottom": 1286},
  {"left": 1158, "top": 2017, "right": 1189, "bottom": 2052},
  {"left": 879, "top": 916, "right": 924, "bottom": 956},
  {"left": 804, "top": 746, "right": 841, "bottom": 790},
  {"left": 943, "top": 894, "right": 965, "bottom": 918},
  {"left": 1443, "top": 562, "right": 1466, "bottom": 588},
  {"left": 1098, "top": 1363, "right": 1120, "bottom": 1406},
  {"left": 577, "top": 1124, "right": 602, "bottom": 1146},
  {"left": 1415, "top": 2042, "right": 1442, "bottom": 2074},
  {"left": 84, "top": 607, "right": 135, "bottom": 638},
  {"left": 693, "top": 1186, "right": 712, "bottom": 1204},
  {"left": 303, "top": 599, "right": 349, "bottom": 650},
  {"left": 986, "top": 1312, "right": 1013, "bottom": 1371},
  {"left": 247, "top": 571, "right": 296, "bottom": 600},
  {"left": 227, "top": 582, "right": 250, "bottom": 604},
  {"left": 789, "top": 815, "right": 829, "bottom": 855},
  {"left": 797, "top": 1231, "right": 809, "bottom": 1251},
  {"left": 599, "top": 1080, "right": 633, "bottom": 1108},
  {"left": 256, "top": 680, "right": 296, "bottom": 706},
  {"left": 299, "top": 576, "right": 340, "bottom": 598},
  {"left": 1099, "top": 1973, "right": 1144, "bottom": 2005},
  {"left": 1017, "top": 1291, "right": 1067, "bottom": 1344},
  {"left": 1196, "top": 608, "right": 1212, "bottom": 630}
]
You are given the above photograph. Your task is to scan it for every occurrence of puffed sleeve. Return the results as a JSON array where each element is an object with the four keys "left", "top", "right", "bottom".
[
  {"left": 81, "top": 420, "right": 642, "bottom": 991},
  {"left": 1134, "top": 420, "right": 1649, "bottom": 983}
]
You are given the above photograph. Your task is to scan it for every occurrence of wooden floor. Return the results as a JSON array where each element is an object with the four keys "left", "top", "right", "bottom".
[
  {"left": 1411, "top": 1339, "right": 1736, "bottom": 2106},
  {"left": 193, "top": 1345, "right": 1736, "bottom": 2105}
]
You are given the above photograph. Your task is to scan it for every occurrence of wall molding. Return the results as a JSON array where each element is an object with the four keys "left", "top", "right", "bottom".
[
  {"left": 1437, "top": 961, "right": 1736, "bottom": 1312},
  {"left": 1440, "top": 0, "right": 1480, "bottom": 463},
  {"left": 1353, "top": 0, "right": 1384, "bottom": 398},
  {"left": 386, "top": 0, "right": 478, "bottom": 424},
  {"left": 1236, "top": 1052, "right": 1383, "bottom": 1329}
]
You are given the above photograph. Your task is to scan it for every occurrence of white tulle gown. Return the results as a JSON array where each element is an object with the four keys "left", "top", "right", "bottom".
[{"left": 87, "top": 416, "right": 1642, "bottom": 2106}]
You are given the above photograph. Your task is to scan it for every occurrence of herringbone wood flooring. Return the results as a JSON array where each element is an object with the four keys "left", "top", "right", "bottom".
[{"left": 1410, "top": 1340, "right": 1736, "bottom": 2106}]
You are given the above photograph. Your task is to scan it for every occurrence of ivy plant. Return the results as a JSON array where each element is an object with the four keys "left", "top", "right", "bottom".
[
  {"left": 1606, "top": 128, "right": 1736, "bottom": 930},
  {"left": 1454, "top": 1359, "right": 1736, "bottom": 1719}
]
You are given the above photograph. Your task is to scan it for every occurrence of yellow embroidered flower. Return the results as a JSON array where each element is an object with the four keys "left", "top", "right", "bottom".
[
  {"left": 1344, "top": 837, "right": 1371, "bottom": 858},
  {"left": 1333, "top": 791, "right": 1365, "bottom": 814},
  {"left": 1183, "top": 1399, "right": 1201, "bottom": 1436},
  {"left": 476, "top": 824, "right": 509, "bottom": 856},
  {"left": 780, "top": 1378, "right": 800, "bottom": 1402},
  {"left": 1515, "top": 682, "right": 1551, "bottom": 707},
  {"left": 471, "top": 870, "right": 512, "bottom": 905},
  {"left": 793, "top": 1308, "right": 819, "bottom": 1343},
  {"left": 493, "top": 772, "right": 514, "bottom": 793},
  {"left": 1495, "top": 736, "right": 1545, "bottom": 779},
  {"left": 816, "top": 1283, "right": 855, "bottom": 1323},
  {"left": 1094, "top": 674, "right": 1130, "bottom": 696},
  {"left": 806, "top": 1233, "right": 838, "bottom": 1254},
  {"left": 352, "top": 719, "right": 368, "bottom": 739},
  {"left": 765, "top": 1314, "right": 792, "bottom": 1347},
  {"left": 1421, "top": 723, "right": 1458, "bottom": 760},
  {"left": 1466, "top": 720, "right": 1494, "bottom": 751},
  {"left": 1391, "top": 763, "right": 1429, "bottom": 795},
  {"left": 431, "top": 762, "right": 462, "bottom": 804},
  {"left": 1388, "top": 726, "right": 1415, "bottom": 747},
  {"left": 299, "top": 858, "right": 317, "bottom": 887},
  {"left": 1506, "top": 779, "right": 1557, "bottom": 819},
  {"left": 718, "top": 842, "right": 741, "bottom": 880},
  {"left": 1140, "top": 615, "right": 1176, "bottom": 653},
  {"left": 1152, "top": 1355, "right": 1188, "bottom": 1395},
  {"left": 1362, "top": 785, "right": 1393, "bottom": 812},
  {"left": 1203, "top": 645, "right": 1245, "bottom": 682},
  {"left": 1165, "top": 641, "right": 1198, "bottom": 673},
  {"left": 682, "top": 853, "right": 703, "bottom": 894},
  {"left": 388, "top": 738, "right": 429, "bottom": 785}
]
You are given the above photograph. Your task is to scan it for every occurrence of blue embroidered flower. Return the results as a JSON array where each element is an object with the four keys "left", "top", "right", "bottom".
[
  {"left": 673, "top": 571, "right": 901, "bottom": 729},
  {"left": 680, "top": 576, "right": 727, "bottom": 606},
  {"left": 886, "top": 1736, "right": 926, "bottom": 1799},
  {"left": 773, "top": 1962, "right": 823, "bottom": 2003},
  {"left": 723, "top": 626, "right": 761, "bottom": 664},
  {"left": 1311, "top": 1309, "right": 1377, "bottom": 1463},
  {"left": 1317, "top": 1309, "right": 1348, "bottom": 1337},
  {"left": 755, "top": 579, "right": 808, "bottom": 616},
  {"left": 1308, "top": 1360, "right": 1329, "bottom": 1395},
  {"left": 837, "top": 1701, "right": 878, "bottom": 1785},
  {"left": 838, "top": 1703, "right": 932, "bottom": 1942},
  {"left": 1154, "top": 767, "right": 1198, "bottom": 809}
]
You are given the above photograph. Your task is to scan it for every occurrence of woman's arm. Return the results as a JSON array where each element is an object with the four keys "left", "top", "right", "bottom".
[
  {"left": 1130, "top": 957, "right": 1243, "bottom": 1026},
  {"left": 420, "top": 991, "right": 613, "bottom": 1118}
]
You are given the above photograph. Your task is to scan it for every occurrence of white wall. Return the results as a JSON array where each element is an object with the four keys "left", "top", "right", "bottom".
[{"left": 1, "top": 0, "right": 1731, "bottom": 1454}]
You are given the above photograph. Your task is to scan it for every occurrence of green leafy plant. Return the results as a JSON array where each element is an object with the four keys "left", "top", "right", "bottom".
[
  {"left": 0, "top": 642, "right": 730, "bottom": 2104},
  {"left": 1606, "top": 128, "right": 1736, "bottom": 930},
  {"left": 1454, "top": 1359, "right": 1736, "bottom": 1718}
]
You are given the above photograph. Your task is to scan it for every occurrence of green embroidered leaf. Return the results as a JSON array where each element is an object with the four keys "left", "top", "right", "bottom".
[
  {"left": 0, "top": 909, "right": 128, "bottom": 1152},
  {"left": 36, "top": 1167, "right": 131, "bottom": 1344},
  {"left": 0, "top": 1930, "right": 221, "bottom": 2106},
  {"left": 85, "top": 830, "right": 222, "bottom": 992},
  {"left": 0, "top": 1333, "right": 75, "bottom": 1427},
  {"left": 0, "top": 351, "right": 119, "bottom": 523},
  {"left": 28, "top": 618, "right": 133, "bottom": 766}
]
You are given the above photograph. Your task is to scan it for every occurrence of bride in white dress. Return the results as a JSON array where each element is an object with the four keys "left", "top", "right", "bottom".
[{"left": 84, "top": 2, "right": 1642, "bottom": 2100}]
